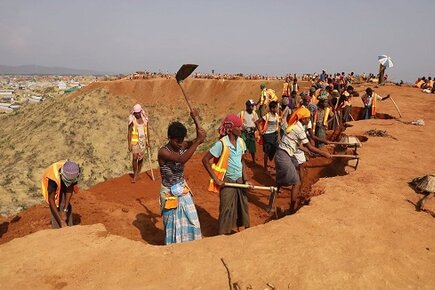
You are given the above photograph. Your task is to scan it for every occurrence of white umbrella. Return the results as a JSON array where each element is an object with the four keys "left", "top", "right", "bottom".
[{"left": 378, "top": 55, "right": 394, "bottom": 68}]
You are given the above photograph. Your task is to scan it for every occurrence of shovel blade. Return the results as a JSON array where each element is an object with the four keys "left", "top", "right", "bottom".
[{"left": 176, "top": 64, "right": 198, "bottom": 83}]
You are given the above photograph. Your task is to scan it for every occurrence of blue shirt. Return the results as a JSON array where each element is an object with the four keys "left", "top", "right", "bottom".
[{"left": 209, "top": 136, "right": 246, "bottom": 180}]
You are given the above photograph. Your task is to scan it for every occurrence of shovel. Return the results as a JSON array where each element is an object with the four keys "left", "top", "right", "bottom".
[
  {"left": 224, "top": 182, "right": 279, "bottom": 218},
  {"left": 330, "top": 154, "right": 359, "bottom": 159},
  {"left": 330, "top": 154, "right": 360, "bottom": 170},
  {"left": 176, "top": 64, "right": 199, "bottom": 123},
  {"left": 147, "top": 147, "right": 155, "bottom": 181},
  {"left": 389, "top": 96, "right": 403, "bottom": 118},
  {"left": 328, "top": 141, "right": 357, "bottom": 146},
  {"left": 223, "top": 182, "right": 277, "bottom": 192}
]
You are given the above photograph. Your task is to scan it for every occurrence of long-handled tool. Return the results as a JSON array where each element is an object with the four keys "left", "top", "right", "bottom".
[
  {"left": 147, "top": 147, "right": 155, "bottom": 181},
  {"left": 223, "top": 182, "right": 277, "bottom": 192},
  {"left": 328, "top": 141, "right": 357, "bottom": 146},
  {"left": 175, "top": 64, "right": 199, "bottom": 123},
  {"left": 330, "top": 154, "right": 359, "bottom": 159},
  {"left": 224, "top": 182, "right": 279, "bottom": 218},
  {"left": 389, "top": 96, "right": 403, "bottom": 118},
  {"left": 330, "top": 154, "right": 360, "bottom": 170}
]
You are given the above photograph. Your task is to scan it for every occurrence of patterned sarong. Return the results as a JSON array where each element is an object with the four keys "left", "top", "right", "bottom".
[{"left": 160, "top": 183, "right": 202, "bottom": 245}]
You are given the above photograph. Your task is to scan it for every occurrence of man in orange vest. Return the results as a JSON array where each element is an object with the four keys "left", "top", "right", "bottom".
[
  {"left": 41, "top": 160, "right": 80, "bottom": 228},
  {"left": 202, "top": 114, "right": 251, "bottom": 235},
  {"left": 361, "top": 88, "right": 390, "bottom": 119},
  {"left": 128, "top": 104, "right": 151, "bottom": 183}
]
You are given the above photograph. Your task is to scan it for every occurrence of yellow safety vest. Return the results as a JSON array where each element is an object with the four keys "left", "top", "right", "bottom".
[
  {"left": 130, "top": 118, "right": 147, "bottom": 145},
  {"left": 40, "top": 160, "right": 77, "bottom": 207}
]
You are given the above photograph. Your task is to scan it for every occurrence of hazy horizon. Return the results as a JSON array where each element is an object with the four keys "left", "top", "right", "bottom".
[{"left": 1, "top": 0, "right": 434, "bottom": 82}]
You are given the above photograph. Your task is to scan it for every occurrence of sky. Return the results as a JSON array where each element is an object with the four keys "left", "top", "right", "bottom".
[{"left": 1, "top": 0, "right": 434, "bottom": 81}]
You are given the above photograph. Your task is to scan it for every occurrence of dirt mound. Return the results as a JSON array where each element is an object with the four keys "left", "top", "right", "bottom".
[
  {"left": 1, "top": 83, "right": 435, "bottom": 288},
  {"left": 0, "top": 78, "right": 294, "bottom": 216}
]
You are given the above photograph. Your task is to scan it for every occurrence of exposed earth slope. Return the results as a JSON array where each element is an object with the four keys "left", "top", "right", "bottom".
[{"left": 1, "top": 81, "right": 434, "bottom": 289}]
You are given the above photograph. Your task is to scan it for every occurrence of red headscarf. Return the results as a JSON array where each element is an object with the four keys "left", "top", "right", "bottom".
[{"left": 218, "top": 114, "right": 243, "bottom": 136}]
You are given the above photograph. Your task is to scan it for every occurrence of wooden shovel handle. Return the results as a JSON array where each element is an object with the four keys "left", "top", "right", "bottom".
[
  {"left": 223, "top": 182, "right": 277, "bottom": 192},
  {"left": 330, "top": 154, "right": 359, "bottom": 159}
]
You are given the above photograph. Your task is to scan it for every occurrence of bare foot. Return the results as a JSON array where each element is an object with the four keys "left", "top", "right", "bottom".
[{"left": 131, "top": 176, "right": 137, "bottom": 183}]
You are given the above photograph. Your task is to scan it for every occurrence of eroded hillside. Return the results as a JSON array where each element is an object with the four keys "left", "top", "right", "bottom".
[{"left": 0, "top": 78, "right": 286, "bottom": 215}]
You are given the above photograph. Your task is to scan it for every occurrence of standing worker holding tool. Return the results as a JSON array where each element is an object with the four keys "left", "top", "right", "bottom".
[
  {"left": 203, "top": 114, "right": 252, "bottom": 235},
  {"left": 128, "top": 104, "right": 153, "bottom": 183},
  {"left": 360, "top": 87, "right": 390, "bottom": 119}
]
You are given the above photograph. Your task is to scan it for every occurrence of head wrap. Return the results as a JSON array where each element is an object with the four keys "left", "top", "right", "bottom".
[
  {"left": 61, "top": 161, "right": 80, "bottom": 187},
  {"left": 133, "top": 104, "right": 142, "bottom": 113},
  {"left": 128, "top": 103, "right": 148, "bottom": 125},
  {"left": 218, "top": 114, "right": 243, "bottom": 136},
  {"left": 260, "top": 83, "right": 266, "bottom": 89},
  {"left": 285, "top": 107, "right": 311, "bottom": 133}
]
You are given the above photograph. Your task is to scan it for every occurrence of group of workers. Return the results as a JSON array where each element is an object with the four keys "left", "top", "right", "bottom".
[
  {"left": 415, "top": 77, "right": 435, "bottom": 94},
  {"left": 40, "top": 78, "right": 390, "bottom": 245}
]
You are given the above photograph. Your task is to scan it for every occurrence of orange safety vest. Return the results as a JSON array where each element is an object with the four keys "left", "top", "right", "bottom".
[
  {"left": 208, "top": 137, "right": 245, "bottom": 193},
  {"left": 130, "top": 118, "right": 147, "bottom": 145},
  {"left": 40, "top": 160, "right": 78, "bottom": 207},
  {"left": 371, "top": 93, "right": 378, "bottom": 116}
]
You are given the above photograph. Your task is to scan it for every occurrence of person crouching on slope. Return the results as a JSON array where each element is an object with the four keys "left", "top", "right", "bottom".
[
  {"left": 41, "top": 160, "right": 80, "bottom": 228},
  {"left": 128, "top": 104, "right": 151, "bottom": 183},
  {"left": 270, "top": 108, "right": 331, "bottom": 214},
  {"left": 157, "top": 109, "right": 206, "bottom": 245},
  {"left": 202, "top": 114, "right": 251, "bottom": 235}
]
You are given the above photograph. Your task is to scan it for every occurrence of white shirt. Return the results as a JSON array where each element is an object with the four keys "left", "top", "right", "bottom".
[
  {"left": 279, "top": 121, "right": 309, "bottom": 156},
  {"left": 263, "top": 113, "right": 279, "bottom": 134},
  {"left": 240, "top": 110, "right": 259, "bottom": 128}
]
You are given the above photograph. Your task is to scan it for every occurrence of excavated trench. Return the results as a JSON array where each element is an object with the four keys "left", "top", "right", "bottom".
[
  {"left": 246, "top": 106, "right": 394, "bottom": 223},
  {"left": 0, "top": 106, "right": 394, "bottom": 246},
  {"left": 113, "top": 107, "right": 393, "bottom": 245}
]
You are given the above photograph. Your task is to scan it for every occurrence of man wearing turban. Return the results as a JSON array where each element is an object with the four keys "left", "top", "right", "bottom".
[
  {"left": 41, "top": 160, "right": 80, "bottom": 228},
  {"left": 203, "top": 114, "right": 251, "bottom": 234},
  {"left": 269, "top": 107, "right": 331, "bottom": 214}
]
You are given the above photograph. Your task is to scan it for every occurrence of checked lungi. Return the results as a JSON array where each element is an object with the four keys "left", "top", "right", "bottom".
[{"left": 160, "top": 182, "right": 202, "bottom": 245}]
